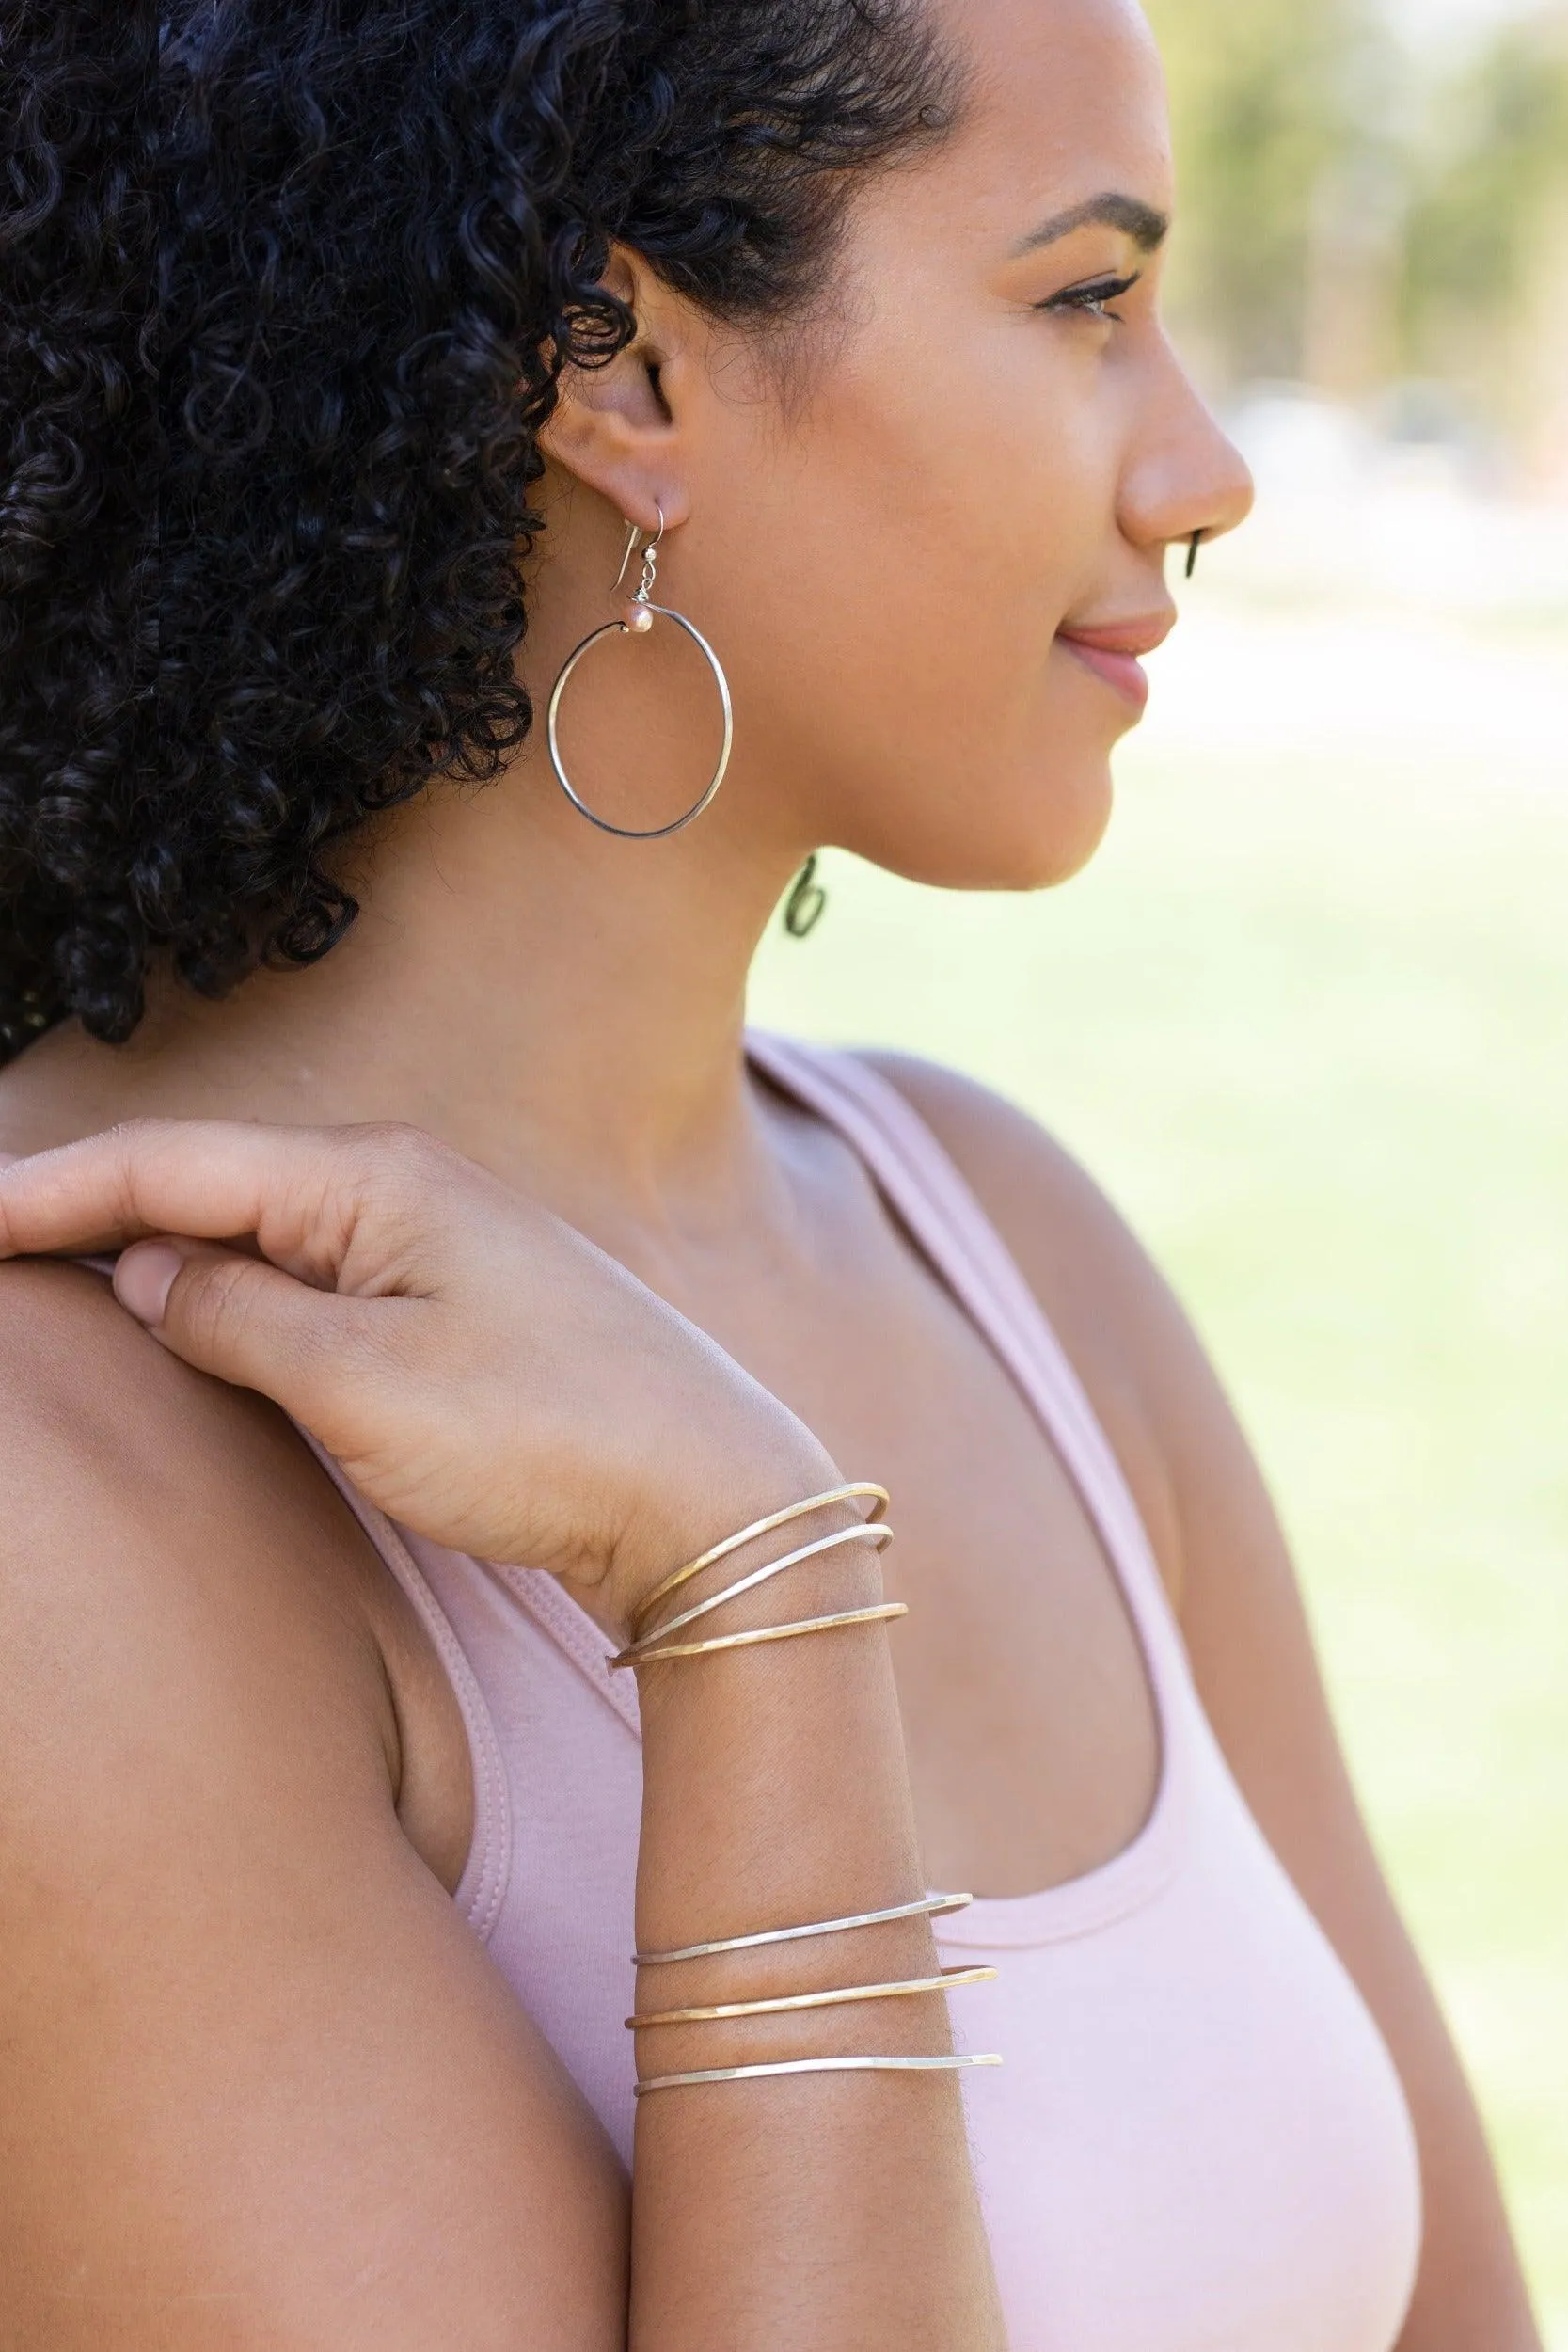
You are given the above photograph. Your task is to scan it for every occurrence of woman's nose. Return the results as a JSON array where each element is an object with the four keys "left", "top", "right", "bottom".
[
  {"left": 1123, "top": 358, "right": 1256, "bottom": 555},
  {"left": 1190, "top": 426, "right": 1256, "bottom": 548}
]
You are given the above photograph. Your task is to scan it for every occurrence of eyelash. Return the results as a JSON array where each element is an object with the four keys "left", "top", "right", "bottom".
[{"left": 1037, "top": 271, "right": 1143, "bottom": 323}]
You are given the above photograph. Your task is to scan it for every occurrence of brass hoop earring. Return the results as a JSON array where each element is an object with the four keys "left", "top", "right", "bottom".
[{"left": 546, "top": 506, "right": 735, "bottom": 841}]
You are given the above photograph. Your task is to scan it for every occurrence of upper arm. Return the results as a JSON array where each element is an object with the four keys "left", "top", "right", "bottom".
[{"left": 0, "top": 1262, "right": 627, "bottom": 2350}]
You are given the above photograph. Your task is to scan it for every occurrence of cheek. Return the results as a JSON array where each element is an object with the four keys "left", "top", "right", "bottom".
[
  {"left": 733, "top": 371, "right": 1096, "bottom": 710},
  {"left": 760, "top": 538, "right": 1121, "bottom": 889},
  {"left": 700, "top": 339, "right": 1126, "bottom": 882}
]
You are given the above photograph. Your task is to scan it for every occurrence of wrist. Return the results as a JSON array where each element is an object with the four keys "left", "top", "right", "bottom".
[{"left": 603, "top": 1437, "right": 857, "bottom": 1641}]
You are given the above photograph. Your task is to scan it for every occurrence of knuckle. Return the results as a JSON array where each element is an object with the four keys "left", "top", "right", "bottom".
[
  {"left": 354, "top": 1122, "right": 461, "bottom": 1212},
  {"left": 100, "top": 1115, "right": 191, "bottom": 1172},
  {"left": 101, "top": 1117, "right": 156, "bottom": 1147},
  {"left": 100, "top": 1117, "right": 177, "bottom": 1223},
  {"left": 360, "top": 1121, "right": 443, "bottom": 1177},
  {"left": 102, "top": 1114, "right": 172, "bottom": 1167}
]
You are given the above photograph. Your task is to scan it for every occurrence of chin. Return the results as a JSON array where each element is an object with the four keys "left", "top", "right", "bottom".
[{"left": 855, "top": 754, "right": 1116, "bottom": 894}]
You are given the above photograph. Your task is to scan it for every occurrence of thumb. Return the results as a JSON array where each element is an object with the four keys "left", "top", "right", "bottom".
[{"left": 114, "top": 1236, "right": 355, "bottom": 1429}]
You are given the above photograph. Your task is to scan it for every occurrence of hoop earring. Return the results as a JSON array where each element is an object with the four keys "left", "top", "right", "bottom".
[{"left": 546, "top": 504, "right": 735, "bottom": 841}]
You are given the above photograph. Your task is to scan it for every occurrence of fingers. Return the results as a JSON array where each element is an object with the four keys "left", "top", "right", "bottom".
[
  {"left": 114, "top": 1238, "right": 371, "bottom": 1431},
  {"left": 0, "top": 1119, "right": 451, "bottom": 1289},
  {"left": 0, "top": 1120, "right": 314, "bottom": 1262}
]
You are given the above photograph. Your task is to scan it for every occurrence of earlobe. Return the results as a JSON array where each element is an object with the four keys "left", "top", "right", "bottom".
[{"left": 537, "top": 362, "right": 691, "bottom": 537}]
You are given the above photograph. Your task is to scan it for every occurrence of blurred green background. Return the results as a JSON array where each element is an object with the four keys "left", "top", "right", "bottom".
[
  {"left": 1148, "top": 0, "right": 1568, "bottom": 486},
  {"left": 753, "top": 0, "right": 1566, "bottom": 2329}
]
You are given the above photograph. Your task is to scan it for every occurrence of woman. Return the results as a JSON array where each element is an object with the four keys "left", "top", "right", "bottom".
[{"left": 0, "top": 0, "right": 1544, "bottom": 2344}]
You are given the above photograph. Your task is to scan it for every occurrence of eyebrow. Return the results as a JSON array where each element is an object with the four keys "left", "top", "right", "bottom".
[{"left": 1009, "top": 193, "right": 1170, "bottom": 260}]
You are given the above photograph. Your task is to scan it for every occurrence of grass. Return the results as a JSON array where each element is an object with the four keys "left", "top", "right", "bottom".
[{"left": 749, "top": 707, "right": 1568, "bottom": 2338}]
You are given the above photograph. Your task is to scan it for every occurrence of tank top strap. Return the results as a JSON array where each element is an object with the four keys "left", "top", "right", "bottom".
[{"left": 745, "top": 1030, "right": 1179, "bottom": 1639}]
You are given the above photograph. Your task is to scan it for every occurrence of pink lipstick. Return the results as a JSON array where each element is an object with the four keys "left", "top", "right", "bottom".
[{"left": 1055, "top": 611, "right": 1176, "bottom": 714}]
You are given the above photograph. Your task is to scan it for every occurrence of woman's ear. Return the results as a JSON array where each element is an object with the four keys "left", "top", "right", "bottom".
[{"left": 537, "top": 246, "right": 696, "bottom": 534}]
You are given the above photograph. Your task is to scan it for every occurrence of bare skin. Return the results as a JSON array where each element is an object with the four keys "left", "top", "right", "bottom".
[{"left": 0, "top": 0, "right": 1542, "bottom": 2344}]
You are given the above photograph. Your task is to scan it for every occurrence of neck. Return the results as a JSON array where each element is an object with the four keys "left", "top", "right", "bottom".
[{"left": 0, "top": 733, "right": 813, "bottom": 1233}]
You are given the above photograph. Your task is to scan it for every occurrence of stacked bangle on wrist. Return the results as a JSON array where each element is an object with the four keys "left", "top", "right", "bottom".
[
  {"left": 627, "top": 1482, "right": 890, "bottom": 1643},
  {"left": 626, "top": 1963, "right": 997, "bottom": 2029},
  {"left": 622, "top": 1485, "right": 1004, "bottom": 2094},
  {"left": 633, "top": 2053, "right": 1004, "bottom": 2095},
  {"left": 632, "top": 1889, "right": 977, "bottom": 1964},
  {"left": 610, "top": 1485, "right": 901, "bottom": 1673},
  {"left": 611, "top": 1595, "right": 908, "bottom": 1669},
  {"left": 608, "top": 1518, "right": 895, "bottom": 1669}
]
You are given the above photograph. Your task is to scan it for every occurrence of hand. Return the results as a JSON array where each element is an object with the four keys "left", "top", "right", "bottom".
[{"left": 0, "top": 1120, "right": 839, "bottom": 1632}]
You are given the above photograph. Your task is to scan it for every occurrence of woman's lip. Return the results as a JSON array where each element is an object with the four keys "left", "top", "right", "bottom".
[{"left": 1057, "top": 636, "right": 1150, "bottom": 712}]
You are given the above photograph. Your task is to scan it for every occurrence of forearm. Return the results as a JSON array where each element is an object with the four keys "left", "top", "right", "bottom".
[{"left": 626, "top": 1474, "right": 1006, "bottom": 2352}]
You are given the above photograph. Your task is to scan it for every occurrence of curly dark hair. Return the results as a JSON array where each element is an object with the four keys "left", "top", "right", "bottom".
[
  {"left": 0, "top": 1, "right": 158, "bottom": 1058},
  {"left": 0, "top": 0, "right": 962, "bottom": 1062}
]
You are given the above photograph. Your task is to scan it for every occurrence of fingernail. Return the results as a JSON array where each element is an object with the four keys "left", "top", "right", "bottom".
[{"left": 114, "top": 1240, "right": 187, "bottom": 1327}]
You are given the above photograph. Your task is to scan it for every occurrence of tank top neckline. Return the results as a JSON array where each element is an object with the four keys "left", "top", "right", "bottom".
[
  {"left": 269, "top": 1044, "right": 1426, "bottom": 2352},
  {"left": 467, "top": 1031, "right": 1196, "bottom": 1951}
]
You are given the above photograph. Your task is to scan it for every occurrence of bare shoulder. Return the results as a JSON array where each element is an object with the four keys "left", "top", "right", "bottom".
[
  {"left": 0, "top": 1256, "right": 627, "bottom": 2345},
  {"left": 0, "top": 1254, "right": 473, "bottom": 1880},
  {"left": 856, "top": 1050, "right": 1247, "bottom": 1612},
  {"left": 0, "top": 1252, "right": 308, "bottom": 1553},
  {"left": 0, "top": 1256, "right": 406, "bottom": 1859},
  {"left": 0, "top": 1255, "right": 397, "bottom": 1740}
]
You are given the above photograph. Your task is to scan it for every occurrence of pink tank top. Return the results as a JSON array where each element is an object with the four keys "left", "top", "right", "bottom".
[{"left": 312, "top": 1036, "right": 1422, "bottom": 2352}]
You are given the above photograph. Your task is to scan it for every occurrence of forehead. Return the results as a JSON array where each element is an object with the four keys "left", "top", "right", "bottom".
[{"left": 929, "top": 0, "right": 1173, "bottom": 222}]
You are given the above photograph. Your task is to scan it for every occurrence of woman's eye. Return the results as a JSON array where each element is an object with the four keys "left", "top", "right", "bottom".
[{"left": 1037, "top": 272, "right": 1143, "bottom": 323}]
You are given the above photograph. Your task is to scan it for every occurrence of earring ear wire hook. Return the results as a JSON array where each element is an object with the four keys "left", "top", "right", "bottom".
[{"left": 613, "top": 502, "right": 666, "bottom": 596}]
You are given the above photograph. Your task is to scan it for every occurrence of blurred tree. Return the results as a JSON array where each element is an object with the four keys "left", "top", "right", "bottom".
[
  {"left": 1397, "top": 7, "right": 1568, "bottom": 465},
  {"left": 1146, "top": 0, "right": 1395, "bottom": 389},
  {"left": 1401, "top": 10, "right": 1568, "bottom": 329}
]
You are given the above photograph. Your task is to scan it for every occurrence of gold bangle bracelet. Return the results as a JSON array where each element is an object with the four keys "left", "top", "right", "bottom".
[
  {"left": 609, "top": 1519, "right": 894, "bottom": 1668},
  {"left": 633, "top": 1890, "right": 975, "bottom": 1966},
  {"left": 616, "top": 1599, "right": 908, "bottom": 1669},
  {"left": 629, "top": 1482, "right": 891, "bottom": 1640},
  {"left": 634, "top": 2052, "right": 1004, "bottom": 2096},
  {"left": 626, "top": 1964, "right": 998, "bottom": 2029}
]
